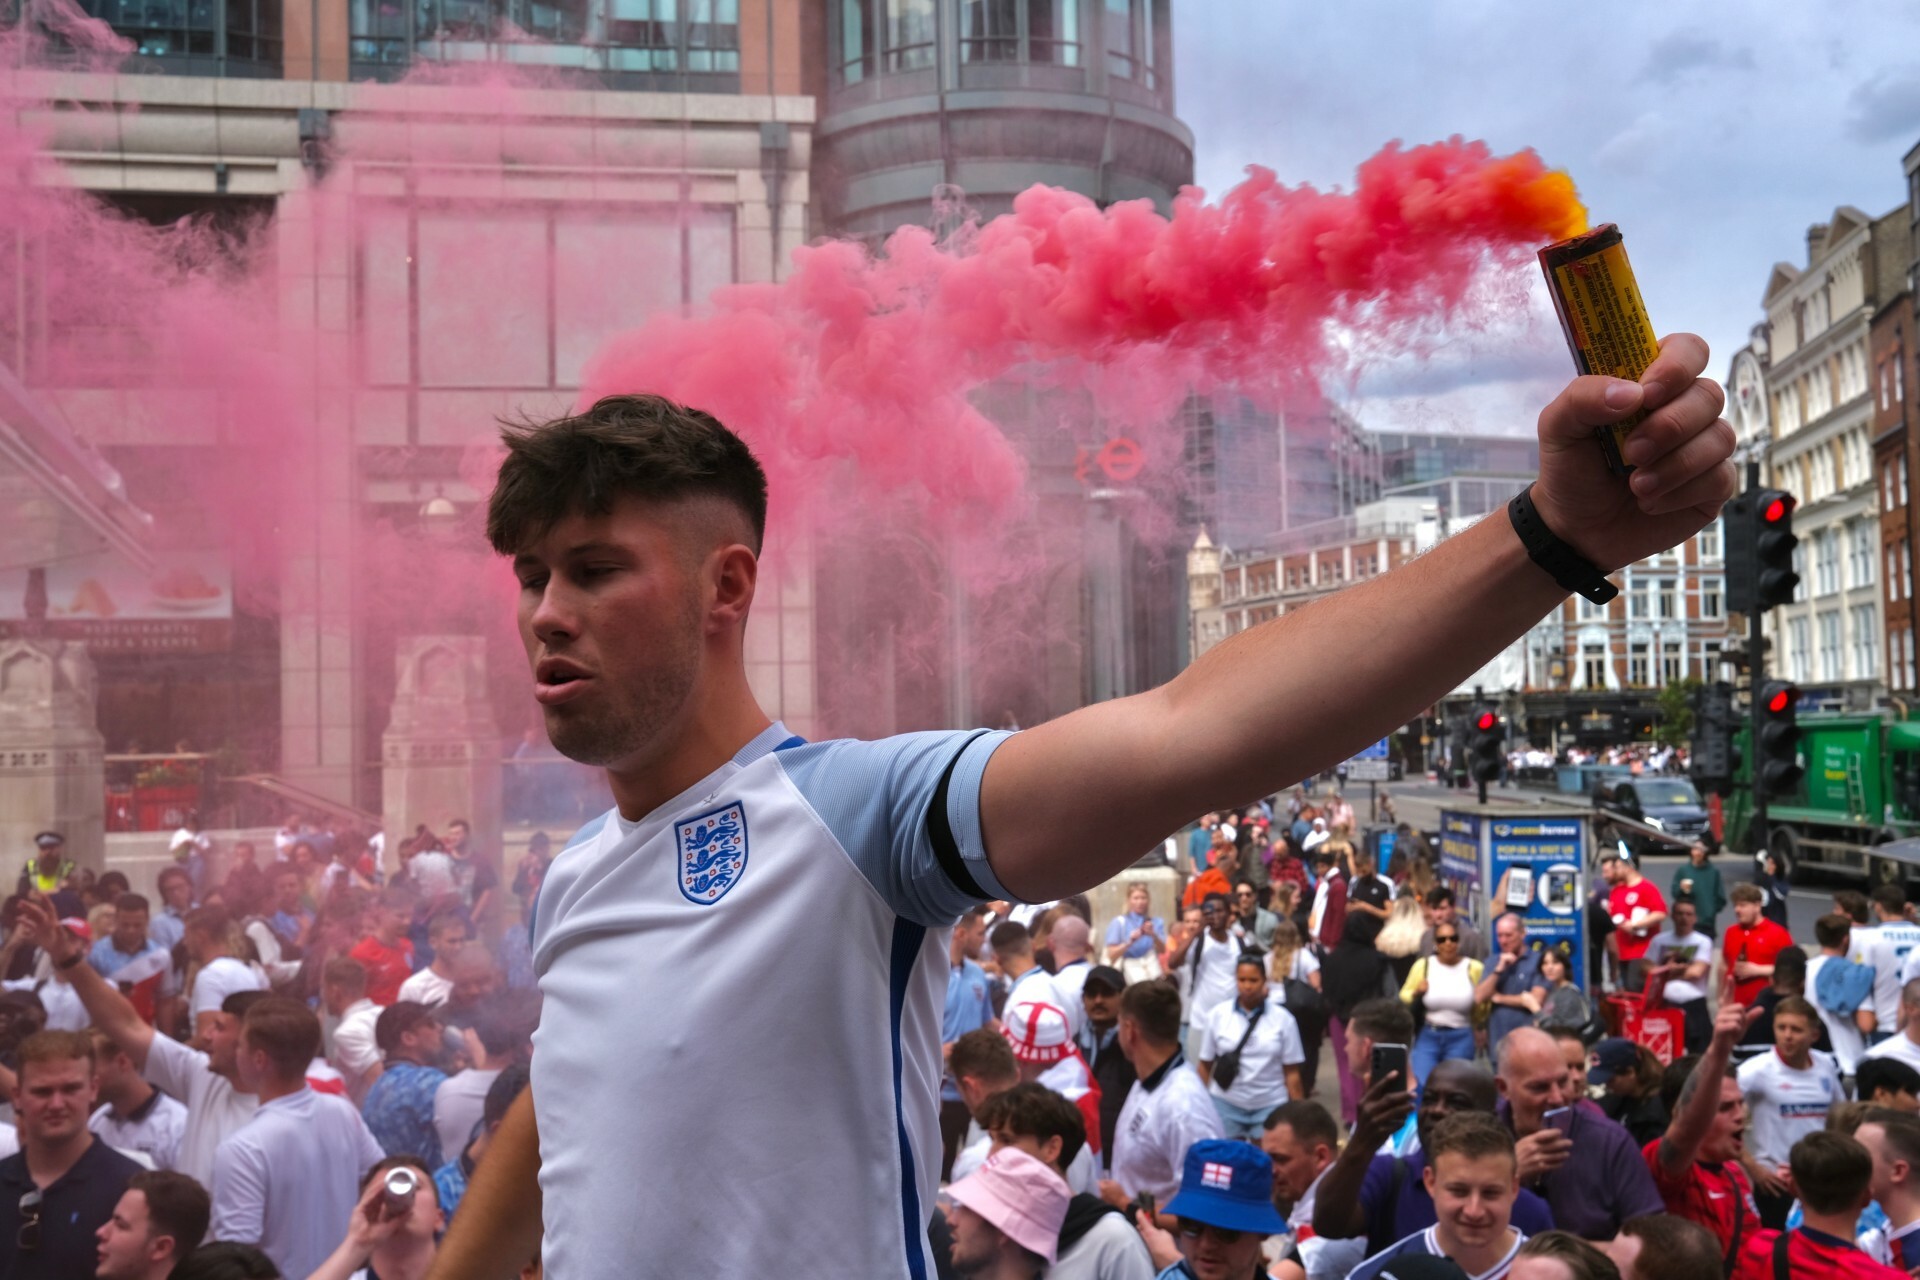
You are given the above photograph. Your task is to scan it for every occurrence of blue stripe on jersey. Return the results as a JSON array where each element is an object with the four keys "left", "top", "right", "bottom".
[
  {"left": 889, "top": 918, "right": 930, "bottom": 1280},
  {"left": 774, "top": 734, "right": 808, "bottom": 751}
]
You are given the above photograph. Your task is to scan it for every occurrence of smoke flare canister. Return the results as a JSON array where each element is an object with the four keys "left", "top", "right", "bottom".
[{"left": 1538, "top": 224, "right": 1661, "bottom": 475}]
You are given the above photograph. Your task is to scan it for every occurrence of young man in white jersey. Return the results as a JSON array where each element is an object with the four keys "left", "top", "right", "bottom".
[
  {"left": 1737, "top": 996, "right": 1842, "bottom": 1229},
  {"left": 1644, "top": 899, "right": 1714, "bottom": 1055},
  {"left": 1346, "top": 1112, "right": 1527, "bottom": 1280},
  {"left": 427, "top": 350, "right": 1736, "bottom": 1279},
  {"left": 1809, "top": 912, "right": 1875, "bottom": 1075},
  {"left": 1866, "top": 885, "right": 1920, "bottom": 1038}
]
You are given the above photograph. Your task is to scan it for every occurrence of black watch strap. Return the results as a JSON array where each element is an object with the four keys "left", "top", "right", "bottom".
[{"left": 1508, "top": 485, "right": 1618, "bottom": 605}]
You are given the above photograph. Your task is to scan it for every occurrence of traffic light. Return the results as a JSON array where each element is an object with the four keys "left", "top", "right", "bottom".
[
  {"left": 1689, "top": 681, "right": 1737, "bottom": 797},
  {"left": 1469, "top": 707, "right": 1504, "bottom": 785},
  {"left": 1754, "top": 680, "right": 1803, "bottom": 800},
  {"left": 1724, "top": 487, "right": 1799, "bottom": 614},
  {"left": 1753, "top": 490, "right": 1799, "bottom": 610}
]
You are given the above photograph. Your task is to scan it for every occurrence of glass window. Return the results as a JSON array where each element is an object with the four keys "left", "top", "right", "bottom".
[
  {"left": 841, "top": 0, "right": 873, "bottom": 81},
  {"left": 1698, "top": 523, "right": 1721, "bottom": 562},
  {"left": 1701, "top": 577, "right": 1722, "bottom": 619},
  {"left": 1629, "top": 642, "right": 1650, "bottom": 687},
  {"left": 1891, "top": 546, "right": 1903, "bottom": 603},
  {"left": 1583, "top": 645, "right": 1608, "bottom": 690},
  {"left": 1028, "top": 0, "right": 1079, "bottom": 64},
  {"left": 887, "top": 0, "right": 935, "bottom": 69},
  {"left": 1851, "top": 521, "right": 1876, "bottom": 589},
  {"left": 1789, "top": 615, "right": 1812, "bottom": 683},
  {"left": 1628, "top": 577, "right": 1649, "bottom": 619},
  {"left": 1819, "top": 610, "right": 1843, "bottom": 682},
  {"left": 1656, "top": 578, "right": 1676, "bottom": 620},
  {"left": 1853, "top": 604, "right": 1878, "bottom": 682},
  {"left": 1661, "top": 641, "right": 1684, "bottom": 684},
  {"left": 960, "top": 0, "right": 1017, "bottom": 62},
  {"left": 1577, "top": 593, "right": 1607, "bottom": 622}
]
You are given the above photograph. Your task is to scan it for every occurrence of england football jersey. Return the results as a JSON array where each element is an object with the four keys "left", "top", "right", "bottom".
[
  {"left": 530, "top": 723, "right": 1014, "bottom": 1278},
  {"left": 1346, "top": 1225, "right": 1526, "bottom": 1280},
  {"left": 1869, "top": 921, "right": 1920, "bottom": 1026},
  {"left": 1738, "top": 1048, "right": 1842, "bottom": 1168}
]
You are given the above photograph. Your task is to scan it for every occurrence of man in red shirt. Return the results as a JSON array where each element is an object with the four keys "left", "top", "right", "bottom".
[
  {"left": 1731, "top": 1131, "right": 1906, "bottom": 1279},
  {"left": 1603, "top": 848, "right": 1668, "bottom": 992},
  {"left": 1645, "top": 983, "right": 1761, "bottom": 1269},
  {"left": 1725, "top": 883, "right": 1795, "bottom": 1007},
  {"left": 348, "top": 886, "right": 416, "bottom": 1006}
]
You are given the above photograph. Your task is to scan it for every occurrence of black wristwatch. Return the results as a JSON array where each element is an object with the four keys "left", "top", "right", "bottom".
[
  {"left": 1507, "top": 485, "right": 1619, "bottom": 605},
  {"left": 56, "top": 950, "right": 85, "bottom": 971}
]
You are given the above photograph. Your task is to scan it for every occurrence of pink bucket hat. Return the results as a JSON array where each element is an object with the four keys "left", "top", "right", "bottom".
[
  {"left": 1002, "top": 999, "right": 1072, "bottom": 1064},
  {"left": 947, "top": 1146, "right": 1070, "bottom": 1262}
]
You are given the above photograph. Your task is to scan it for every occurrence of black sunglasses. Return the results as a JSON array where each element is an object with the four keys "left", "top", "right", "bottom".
[
  {"left": 1178, "top": 1217, "right": 1243, "bottom": 1243},
  {"left": 1435, "top": 934, "right": 1460, "bottom": 943},
  {"left": 18, "top": 1188, "right": 41, "bottom": 1252}
]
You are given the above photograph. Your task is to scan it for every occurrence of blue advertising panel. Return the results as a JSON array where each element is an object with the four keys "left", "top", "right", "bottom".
[
  {"left": 1438, "top": 812, "right": 1480, "bottom": 884},
  {"left": 1486, "top": 817, "right": 1588, "bottom": 993},
  {"left": 1356, "top": 738, "right": 1391, "bottom": 760}
]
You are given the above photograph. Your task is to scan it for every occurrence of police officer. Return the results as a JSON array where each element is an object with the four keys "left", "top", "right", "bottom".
[{"left": 18, "top": 832, "right": 76, "bottom": 897}]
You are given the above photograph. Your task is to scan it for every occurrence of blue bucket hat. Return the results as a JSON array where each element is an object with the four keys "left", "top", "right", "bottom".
[{"left": 1161, "top": 1139, "right": 1288, "bottom": 1234}]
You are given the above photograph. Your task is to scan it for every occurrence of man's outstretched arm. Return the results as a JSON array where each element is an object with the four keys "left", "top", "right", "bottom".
[
  {"left": 981, "top": 336, "right": 1734, "bottom": 900},
  {"left": 425, "top": 1089, "right": 542, "bottom": 1280}
]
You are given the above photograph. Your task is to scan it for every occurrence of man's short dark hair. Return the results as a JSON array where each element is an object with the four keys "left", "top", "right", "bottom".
[
  {"left": 1873, "top": 883, "right": 1910, "bottom": 916},
  {"left": 1264, "top": 1099, "right": 1338, "bottom": 1149},
  {"left": 1514, "top": 1231, "right": 1623, "bottom": 1280},
  {"left": 223, "top": 989, "right": 273, "bottom": 1020},
  {"left": 1348, "top": 997, "right": 1415, "bottom": 1048},
  {"left": 426, "top": 907, "right": 471, "bottom": 943},
  {"left": 170, "top": 1241, "right": 282, "bottom": 1280},
  {"left": 1616, "top": 1214, "right": 1720, "bottom": 1280},
  {"left": 487, "top": 394, "right": 769, "bottom": 555},
  {"left": 1426, "top": 1111, "right": 1515, "bottom": 1168},
  {"left": 128, "top": 1170, "right": 211, "bottom": 1259},
  {"left": 1729, "top": 882, "right": 1763, "bottom": 906},
  {"left": 1425, "top": 887, "right": 1455, "bottom": 909},
  {"left": 1815, "top": 912, "right": 1854, "bottom": 950},
  {"left": 989, "top": 921, "right": 1032, "bottom": 958},
  {"left": 114, "top": 892, "right": 150, "bottom": 917},
  {"left": 98, "top": 871, "right": 130, "bottom": 896},
  {"left": 1119, "top": 979, "right": 1183, "bottom": 1044},
  {"left": 949, "top": 1027, "right": 1017, "bottom": 1084},
  {"left": 243, "top": 998, "right": 322, "bottom": 1080},
  {"left": 484, "top": 1062, "right": 532, "bottom": 1129},
  {"left": 1835, "top": 890, "right": 1872, "bottom": 925},
  {"left": 1792, "top": 1130, "right": 1874, "bottom": 1214},
  {"left": 157, "top": 865, "right": 191, "bottom": 894},
  {"left": 471, "top": 990, "right": 541, "bottom": 1059},
  {"left": 976, "top": 1082, "right": 1086, "bottom": 1171},
  {"left": 375, "top": 1001, "right": 441, "bottom": 1057},
  {"left": 323, "top": 956, "right": 368, "bottom": 997},
  {"left": 1858, "top": 1056, "right": 1920, "bottom": 1103}
]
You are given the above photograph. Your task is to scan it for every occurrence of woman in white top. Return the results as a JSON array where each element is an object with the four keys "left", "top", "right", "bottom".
[
  {"left": 1268, "top": 919, "right": 1321, "bottom": 989},
  {"left": 1399, "top": 927, "right": 1484, "bottom": 1090}
]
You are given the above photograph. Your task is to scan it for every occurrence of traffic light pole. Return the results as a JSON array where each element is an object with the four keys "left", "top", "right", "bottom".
[{"left": 1746, "top": 459, "right": 1769, "bottom": 858}]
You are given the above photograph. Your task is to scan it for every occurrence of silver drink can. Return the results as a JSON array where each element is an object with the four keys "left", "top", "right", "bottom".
[{"left": 381, "top": 1167, "right": 420, "bottom": 1217}]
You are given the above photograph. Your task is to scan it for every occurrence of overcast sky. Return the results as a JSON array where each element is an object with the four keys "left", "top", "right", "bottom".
[{"left": 1173, "top": 0, "right": 1920, "bottom": 437}]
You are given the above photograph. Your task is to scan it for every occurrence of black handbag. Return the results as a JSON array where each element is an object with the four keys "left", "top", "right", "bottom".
[{"left": 1211, "top": 1004, "right": 1265, "bottom": 1090}]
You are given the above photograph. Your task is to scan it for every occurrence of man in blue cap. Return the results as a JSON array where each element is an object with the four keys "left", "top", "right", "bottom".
[{"left": 1136, "top": 1137, "right": 1287, "bottom": 1280}]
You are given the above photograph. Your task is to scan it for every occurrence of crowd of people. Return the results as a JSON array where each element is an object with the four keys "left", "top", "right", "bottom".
[
  {"left": 931, "top": 795, "right": 1920, "bottom": 1280},
  {"left": 2, "top": 818, "right": 548, "bottom": 1279},
  {"left": 16, "top": 784, "right": 1920, "bottom": 1279}
]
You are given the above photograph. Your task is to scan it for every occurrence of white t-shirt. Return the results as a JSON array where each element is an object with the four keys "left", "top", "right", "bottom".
[
  {"left": 89, "top": 1088, "right": 189, "bottom": 1171},
  {"left": 398, "top": 966, "right": 456, "bottom": 1009},
  {"left": 1111, "top": 1056, "right": 1225, "bottom": 1201},
  {"left": 434, "top": 1067, "right": 502, "bottom": 1161},
  {"left": 209, "top": 1086, "right": 385, "bottom": 1280},
  {"left": 529, "top": 722, "right": 1017, "bottom": 1278},
  {"left": 1806, "top": 953, "right": 1869, "bottom": 1073},
  {"left": 1646, "top": 928, "right": 1715, "bottom": 1004},
  {"left": 1418, "top": 957, "right": 1477, "bottom": 1030},
  {"left": 1867, "top": 921, "right": 1920, "bottom": 1028},
  {"left": 1279, "top": 949, "right": 1321, "bottom": 984},
  {"left": 143, "top": 1027, "right": 259, "bottom": 1186},
  {"left": 1185, "top": 928, "right": 1242, "bottom": 1022},
  {"left": 329, "top": 998, "right": 383, "bottom": 1081},
  {"left": 1738, "top": 1048, "right": 1842, "bottom": 1167},
  {"left": 1866, "top": 1032, "right": 1920, "bottom": 1076},
  {"left": 190, "top": 957, "right": 268, "bottom": 1017},
  {"left": 1052, "top": 959, "right": 1092, "bottom": 1037},
  {"left": 1199, "top": 998, "right": 1305, "bottom": 1111},
  {"left": 1, "top": 976, "right": 87, "bottom": 1031}
]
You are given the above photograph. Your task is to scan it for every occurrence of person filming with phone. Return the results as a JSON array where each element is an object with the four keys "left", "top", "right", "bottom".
[{"left": 1495, "top": 1027, "right": 1663, "bottom": 1239}]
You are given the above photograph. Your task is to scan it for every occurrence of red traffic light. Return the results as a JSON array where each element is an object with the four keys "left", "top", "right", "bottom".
[
  {"left": 1767, "top": 687, "right": 1794, "bottom": 714},
  {"left": 1476, "top": 712, "right": 1497, "bottom": 731},
  {"left": 1764, "top": 497, "right": 1789, "bottom": 523}
]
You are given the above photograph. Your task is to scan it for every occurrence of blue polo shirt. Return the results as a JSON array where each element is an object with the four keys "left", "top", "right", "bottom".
[{"left": 942, "top": 958, "right": 994, "bottom": 1101}]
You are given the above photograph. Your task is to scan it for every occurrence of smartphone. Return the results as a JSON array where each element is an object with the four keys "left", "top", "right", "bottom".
[
  {"left": 1133, "top": 1194, "right": 1157, "bottom": 1228},
  {"left": 1541, "top": 1105, "right": 1574, "bottom": 1136},
  {"left": 1369, "top": 1042, "right": 1410, "bottom": 1092}
]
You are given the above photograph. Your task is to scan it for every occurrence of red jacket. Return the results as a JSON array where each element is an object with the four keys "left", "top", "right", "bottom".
[{"left": 1731, "top": 1227, "right": 1906, "bottom": 1280}]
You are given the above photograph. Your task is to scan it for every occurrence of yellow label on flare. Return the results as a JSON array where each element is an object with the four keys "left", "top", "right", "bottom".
[{"left": 1539, "top": 226, "right": 1660, "bottom": 475}]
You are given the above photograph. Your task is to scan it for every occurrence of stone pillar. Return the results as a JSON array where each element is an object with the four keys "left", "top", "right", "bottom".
[
  {"left": 0, "top": 638, "right": 106, "bottom": 873},
  {"left": 381, "top": 635, "right": 501, "bottom": 872}
]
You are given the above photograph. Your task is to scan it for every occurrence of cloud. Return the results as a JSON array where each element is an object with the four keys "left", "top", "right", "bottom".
[
  {"left": 1636, "top": 31, "right": 1755, "bottom": 83},
  {"left": 1846, "top": 64, "right": 1920, "bottom": 141}
]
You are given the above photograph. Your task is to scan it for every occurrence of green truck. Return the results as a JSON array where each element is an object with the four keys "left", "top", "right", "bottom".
[{"left": 1721, "top": 712, "right": 1920, "bottom": 887}]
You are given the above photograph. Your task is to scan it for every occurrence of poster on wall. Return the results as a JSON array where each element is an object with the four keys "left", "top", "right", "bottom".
[
  {"left": 0, "top": 552, "right": 232, "bottom": 653},
  {"left": 1487, "top": 817, "right": 1587, "bottom": 992}
]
